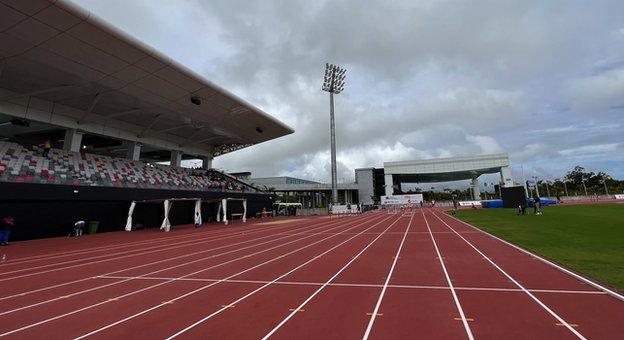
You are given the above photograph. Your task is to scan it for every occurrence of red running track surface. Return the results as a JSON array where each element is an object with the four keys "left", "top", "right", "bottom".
[{"left": 0, "top": 209, "right": 622, "bottom": 339}]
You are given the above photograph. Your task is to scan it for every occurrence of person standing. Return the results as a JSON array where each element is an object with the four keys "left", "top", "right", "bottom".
[
  {"left": 41, "top": 140, "right": 52, "bottom": 157},
  {"left": 452, "top": 196, "right": 459, "bottom": 215},
  {"left": 534, "top": 196, "right": 542, "bottom": 215},
  {"left": 1, "top": 216, "right": 14, "bottom": 246}
]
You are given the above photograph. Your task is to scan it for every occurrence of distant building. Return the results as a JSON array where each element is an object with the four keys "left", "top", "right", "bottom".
[{"left": 247, "top": 176, "right": 358, "bottom": 208}]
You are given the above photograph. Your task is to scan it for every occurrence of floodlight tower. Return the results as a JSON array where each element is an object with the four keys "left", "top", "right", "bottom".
[{"left": 322, "top": 63, "right": 346, "bottom": 204}]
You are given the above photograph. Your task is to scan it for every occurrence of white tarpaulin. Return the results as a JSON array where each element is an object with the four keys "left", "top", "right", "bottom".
[
  {"left": 330, "top": 204, "right": 360, "bottom": 214},
  {"left": 615, "top": 194, "right": 624, "bottom": 200},
  {"left": 381, "top": 194, "right": 423, "bottom": 205},
  {"left": 459, "top": 200, "right": 482, "bottom": 207},
  {"left": 124, "top": 201, "right": 136, "bottom": 231},
  {"left": 222, "top": 198, "right": 228, "bottom": 225},
  {"left": 242, "top": 200, "right": 247, "bottom": 223},
  {"left": 194, "top": 199, "right": 202, "bottom": 226},
  {"left": 160, "top": 199, "right": 171, "bottom": 231}
]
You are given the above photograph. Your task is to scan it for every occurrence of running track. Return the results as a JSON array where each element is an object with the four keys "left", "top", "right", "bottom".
[{"left": 0, "top": 209, "right": 623, "bottom": 339}]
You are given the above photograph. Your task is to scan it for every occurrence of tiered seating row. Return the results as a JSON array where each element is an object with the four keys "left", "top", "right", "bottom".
[{"left": 0, "top": 141, "right": 250, "bottom": 192}]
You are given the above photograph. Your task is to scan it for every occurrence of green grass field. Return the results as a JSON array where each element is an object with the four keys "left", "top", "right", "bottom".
[{"left": 453, "top": 203, "right": 624, "bottom": 291}]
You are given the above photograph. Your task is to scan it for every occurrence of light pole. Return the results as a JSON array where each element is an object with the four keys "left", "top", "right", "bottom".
[
  {"left": 545, "top": 180, "right": 550, "bottom": 198},
  {"left": 582, "top": 179, "right": 588, "bottom": 196},
  {"left": 563, "top": 179, "right": 569, "bottom": 197},
  {"left": 603, "top": 175, "right": 610, "bottom": 196},
  {"left": 322, "top": 63, "right": 346, "bottom": 204}
]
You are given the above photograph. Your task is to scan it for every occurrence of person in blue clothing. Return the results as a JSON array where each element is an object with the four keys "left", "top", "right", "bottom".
[{"left": 1, "top": 216, "right": 14, "bottom": 246}]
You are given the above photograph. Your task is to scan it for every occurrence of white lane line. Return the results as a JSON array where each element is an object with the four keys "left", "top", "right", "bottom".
[
  {"left": 431, "top": 210, "right": 587, "bottom": 340},
  {"left": 260, "top": 216, "right": 404, "bottom": 340},
  {"left": 0, "top": 221, "right": 274, "bottom": 267},
  {"left": 96, "top": 275, "right": 608, "bottom": 295},
  {"left": 0, "top": 213, "right": 380, "bottom": 317},
  {"left": 362, "top": 213, "right": 414, "bottom": 339},
  {"left": 2, "top": 214, "right": 387, "bottom": 338},
  {"left": 444, "top": 212, "right": 624, "bottom": 302},
  {"left": 422, "top": 209, "right": 474, "bottom": 340},
  {"left": 0, "top": 213, "right": 361, "bottom": 302},
  {"left": 75, "top": 215, "right": 394, "bottom": 340},
  {"left": 0, "top": 216, "right": 326, "bottom": 279}
]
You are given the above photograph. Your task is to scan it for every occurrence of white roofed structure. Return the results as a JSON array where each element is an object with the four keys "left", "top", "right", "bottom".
[{"left": 0, "top": 0, "right": 293, "bottom": 165}]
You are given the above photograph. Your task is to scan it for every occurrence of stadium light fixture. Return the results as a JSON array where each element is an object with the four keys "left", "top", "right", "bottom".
[{"left": 322, "top": 63, "right": 347, "bottom": 204}]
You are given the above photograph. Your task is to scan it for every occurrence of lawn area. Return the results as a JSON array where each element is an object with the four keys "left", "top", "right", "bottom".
[{"left": 453, "top": 203, "right": 624, "bottom": 291}]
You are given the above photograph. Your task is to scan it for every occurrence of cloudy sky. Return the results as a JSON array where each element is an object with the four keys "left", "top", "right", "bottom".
[{"left": 71, "top": 0, "right": 624, "bottom": 186}]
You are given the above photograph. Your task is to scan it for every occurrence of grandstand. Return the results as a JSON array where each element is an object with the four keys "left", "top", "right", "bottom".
[
  {"left": 0, "top": 0, "right": 293, "bottom": 240},
  {"left": 0, "top": 141, "right": 253, "bottom": 192}
]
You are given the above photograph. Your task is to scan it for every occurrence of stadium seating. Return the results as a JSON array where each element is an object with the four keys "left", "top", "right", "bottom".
[{"left": 0, "top": 141, "right": 252, "bottom": 192}]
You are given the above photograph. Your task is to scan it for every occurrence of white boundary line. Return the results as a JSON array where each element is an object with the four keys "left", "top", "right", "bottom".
[
  {"left": 421, "top": 208, "right": 474, "bottom": 340},
  {"left": 2, "top": 214, "right": 390, "bottom": 338},
  {"left": 75, "top": 215, "right": 396, "bottom": 340},
  {"left": 0, "top": 214, "right": 348, "bottom": 302},
  {"left": 0, "top": 213, "right": 381, "bottom": 316},
  {"left": 0, "top": 213, "right": 364, "bottom": 300},
  {"left": 443, "top": 211, "right": 624, "bottom": 302},
  {"left": 430, "top": 209, "right": 587, "bottom": 339},
  {"left": 272, "top": 231, "right": 481, "bottom": 235},
  {"left": 362, "top": 213, "right": 414, "bottom": 339},
  {"left": 96, "top": 275, "right": 607, "bottom": 295},
  {"left": 0, "top": 217, "right": 322, "bottom": 278},
  {"left": 0, "top": 220, "right": 299, "bottom": 267},
  {"left": 260, "top": 215, "right": 405, "bottom": 339}
]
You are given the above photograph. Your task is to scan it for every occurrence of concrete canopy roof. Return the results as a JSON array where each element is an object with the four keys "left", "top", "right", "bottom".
[
  {"left": 384, "top": 153, "right": 509, "bottom": 183},
  {"left": 0, "top": 0, "right": 293, "bottom": 157}
]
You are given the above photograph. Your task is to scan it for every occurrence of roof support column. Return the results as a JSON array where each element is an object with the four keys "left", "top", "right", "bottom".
[
  {"left": 126, "top": 142, "right": 141, "bottom": 161},
  {"left": 500, "top": 166, "right": 513, "bottom": 187},
  {"left": 63, "top": 129, "right": 83, "bottom": 152},
  {"left": 471, "top": 178, "right": 481, "bottom": 200},
  {"left": 200, "top": 156, "right": 213, "bottom": 169},
  {"left": 384, "top": 174, "right": 394, "bottom": 196},
  {"left": 170, "top": 150, "right": 182, "bottom": 167}
]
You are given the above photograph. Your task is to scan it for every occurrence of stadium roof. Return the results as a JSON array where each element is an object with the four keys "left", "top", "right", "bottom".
[{"left": 0, "top": 0, "right": 293, "bottom": 157}]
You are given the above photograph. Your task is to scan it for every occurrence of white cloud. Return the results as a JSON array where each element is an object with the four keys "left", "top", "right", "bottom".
[
  {"left": 70, "top": 0, "right": 624, "bottom": 180},
  {"left": 559, "top": 143, "right": 619, "bottom": 156}
]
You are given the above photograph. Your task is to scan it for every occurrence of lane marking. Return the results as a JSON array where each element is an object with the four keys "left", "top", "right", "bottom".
[
  {"left": 1, "top": 214, "right": 389, "bottom": 338},
  {"left": 0, "top": 216, "right": 338, "bottom": 301},
  {"left": 73, "top": 214, "right": 393, "bottom": 340},
  {"left": 167, "top": 215, "right": 400, "bottom": 340},
  {"left": 0, "top": 220, "right": 302, "bottom": 278},
  {"left": 455, "top": 317, "right": 474, "bottom": 322},
  {"left": 421, "top": 209, "right": 474, "bottom": 340},
  {"left": 556, "top": 323, "right": 579, "bottom": 328},
  {"left": 95, "top": 275, "right": 606, "bottom": 295},
  {"left": 259, "top": 216, "right": 403, "bottom": 340},
  {"left": 445, "top": 212, "right": 624, "bottom": 302},
  {"left": 430, "top": 210, "right": 587, "bottom": 340},
  {"left": 0, "top": 214, "right": 376, "bottom": 316},
  {"left": 366, "top": 313, "right": 383, "bottom": 316},
  {"left": 221, "top": 305, "right": 235, "bottom": 308},
  {"left": 288, "top": 308, "right": 304, "bottom": 312},
  {"left": 363, "top": 213, "right": 414, "bottom": 339}
]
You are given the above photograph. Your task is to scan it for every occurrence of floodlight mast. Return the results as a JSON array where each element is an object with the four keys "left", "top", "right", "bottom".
[{"left": 322, "top": 63, "right": 346, "bottom": 204}]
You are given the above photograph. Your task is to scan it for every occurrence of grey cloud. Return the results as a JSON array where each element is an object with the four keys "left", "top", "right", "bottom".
[{"left": 71, "top": 0, "right": 624, "bottom": 181}]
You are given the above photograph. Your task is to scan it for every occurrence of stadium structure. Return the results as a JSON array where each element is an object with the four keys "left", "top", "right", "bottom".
[
  {"left": 0, "top": 0, "right": 293, "bottom": 240},
  {"left": 245, "top": 154, "right": 514, "bottom": 210}
]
